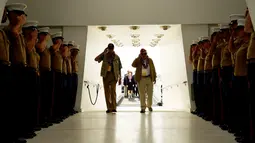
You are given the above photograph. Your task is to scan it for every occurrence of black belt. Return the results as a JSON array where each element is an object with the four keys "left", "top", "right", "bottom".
[
  {"left": 247, "top": 58, "right": 255, "bottom": 64},
  {"left": 142, "top": 75, "right": 151, "bottom": 78}
]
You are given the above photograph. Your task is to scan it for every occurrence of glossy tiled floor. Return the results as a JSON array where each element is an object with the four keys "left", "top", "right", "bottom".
[{"left": 27, "top": 111, "right": 235, "bottom": 143}]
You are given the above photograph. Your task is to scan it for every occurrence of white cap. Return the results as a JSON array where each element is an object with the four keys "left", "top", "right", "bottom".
[
  {"left": 63, "top": 41, "right": 68, "bottom": 45},
  {"left": 199, "top": 36, "right": 209, "bottom": 41},
  {"left": 23, "top": 20, "right": 38, "bottom": 28},
  {"left": 192, "top": 40, "right": 198, "bottom": 45},
  {"left": 38, "top": 27, "right": 50, "bottom": 33},
  {"left": 219, "top": 24, "right": 230, "bottom": 29},
  {"left": 237, "top": 19, "right": 245, "bottom": 27},
  {"left": 5, "top": 3, "right": 27, "bottom": 12},
  {"left": 212, "top": 27, "right": 221, "bottom": 32},
  {"left": 51, "top": 32, "right": 63, "bottom": 39},
  {"left": 68, "top": 41, "right": 75, "bottom": 46},
  {"left": 229, "top": 14, "right": 245, "bottom": 21},
  {"left": 72, "top": 44, "right": 80, "bottom": 50}
]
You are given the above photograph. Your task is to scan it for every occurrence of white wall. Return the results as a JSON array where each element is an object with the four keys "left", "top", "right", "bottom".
[
  {"left": 246, "top": 0, "right": 255, "bottom": 28},
  {"left": 181, "top": 24, "right": 209, "bottom": 111},
  {"left": 6, "top": 0, "right": 246, "bottom": 26},
  {"left": 0, "top": 0, "right": 8, "bottom": 21},
  {"left": 159, "top": 25, "right": 190, "bottom": 111},
  {"left": 62, "top": 26, "right": 88, "bottom": 112}
]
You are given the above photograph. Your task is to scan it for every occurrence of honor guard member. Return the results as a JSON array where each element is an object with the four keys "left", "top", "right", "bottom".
[
  {"left": 61, "top": 41, "right": 69, "bottom": 118},
  {"left": 66, "top": 43, "right": 73, "bottom": 115},
  {"left": 227, "top": 14, "right": 245, "bottom": 134},
  {"left": 50, "top": 32, "right": 64, "bottom": 123},
  {"left": 0, "top": 4, "right": 12, "bottom": 143},
  {"left": 36, "top": 27, "right": 53, "bottom": 127},
  {"left": 22, "top": 20, "right": 41, "bottom": 138},
  {"left": 229, "top": 18, "right": 250, "bottom": 143},
  {"left": 245, "top": 8, "right": 255, "bottom": 142},
  {"left": 196, "top": 37, "right": 206, "bottom": 117},
  {"left": 95, "top": 43, "right": 122, "bottom": 113},
  {"left": 70, "top": 44, "right": 80, "bottom": 114},
  {"left": 4, "top": 3, "right": 28, "bottom": 143},
  {"left": 218, "top": 24, "right": 232, "bottom": 131},
  {"left": 68, "top": 41, "right": 75, "bottom": 54},
  {"left": 202, "top": 36, "right": 212, "bottom": 121},
  {"left": 210, "top": 26, "right": 225, "bottom": 126},
  {"left": 189, "top": 40, "right": 199, "bottom": 114}
]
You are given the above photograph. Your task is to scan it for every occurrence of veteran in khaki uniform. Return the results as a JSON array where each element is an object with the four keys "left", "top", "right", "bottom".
[
  {"left": 22, "top": 20, "right": 41, "bottom": 137},
  {"left": 36, "top": 27, "right": 53, "bottom": 127},
  {"left": 70, "top": 44, "right": 80, "bottom": 114},
  {"left": 50, "top": 32, "right": 64, "bottom": 123},
  {"left": 229, "top": 18, "right": 250, "bottom": 143},
  {"left": 95, "top": 43, "right": 122, "bottom": 113},
  {"left": 132, "top": 48, "right": 156, "bottom": 113}
]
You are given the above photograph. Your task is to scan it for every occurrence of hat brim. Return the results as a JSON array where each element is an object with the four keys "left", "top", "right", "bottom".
[
  {"left": 8, "top": 10, "right": 27, "bottom": 16},
  {"left": 52, "top": 37, "right": 64, "bottom": 39}
]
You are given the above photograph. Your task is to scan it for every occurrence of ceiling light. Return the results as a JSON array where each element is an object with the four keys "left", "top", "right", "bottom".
[
  {"left": 130, "top": 26, "right": 140, "bottom": 30},
  {"left": 155, "top": 34, "right": 164, "bottom": 38},
  {"left": 98, "top": 26, "right": 107, "bottom": 31},
  {"left": 131, "top": 34, "right": 140, "bottom": 38},
  {"left": 152, "top": 39, "right": 160, "bottom": 43},
  {"left": 132, "top": 39, "right": 140, "bottom": 42},
  {"left": 160, "top": 25, "right": 171, "bottom": 30},
  {"left": 106, "top": 34, "right": 115, "bottom": 39}
]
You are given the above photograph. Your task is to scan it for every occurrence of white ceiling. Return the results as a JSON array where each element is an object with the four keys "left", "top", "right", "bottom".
[{"left": 89, "top": 25, "right": 179, "bottom": 47}]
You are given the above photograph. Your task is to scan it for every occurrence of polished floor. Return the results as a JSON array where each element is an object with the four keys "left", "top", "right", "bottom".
[{"left": 27, "top": 111, "right": 236, "bottom": 143}]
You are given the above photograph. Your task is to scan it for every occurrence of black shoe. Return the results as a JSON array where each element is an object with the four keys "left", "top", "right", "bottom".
[
  {"left": 34, "top": 127, "right": 41, "bottom": 131},
  {"left": 14, "top": 139, "right": 27, "bottom": 143},
  {"left": 23, "top": 132, "right": 36, "bottom": 139},
  {"left": 106, "top": 110, "right": 111, "bottom": 113},
  {"left": 112, "top": 109, "right": 117, "bottom": 112},
  {"left": 148, "top": 107, "right": 153, "bottom": 112},
  {"left": 140, "top": 109, "right": 145, "bottom": 113},
  {"left": 219, "top": 124, "right": 228, "bottom": 130}
]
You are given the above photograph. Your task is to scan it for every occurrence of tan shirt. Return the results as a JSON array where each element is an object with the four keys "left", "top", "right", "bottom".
[
  {"left": 50, "top": 47, "right": 63, "bottom": 72},
  {"left": 3, "top": 27, "right": 26, "bottom": 66},
  {"left": 247, "top": 32, "right": 255, "bottom": 60},
  {"left": 204, "top": 53, "right": 212, "bottom": 71},
  {"left": 197, "top": 50, "right": 206, "bottom": 71},
  {"left": 66, "top": 57, "right": 72, "bottom": 74},
  {"left": 221, "top": 42, "right": 232, "bottom": 67},
  {"left": 192, "top": 51, "right": 199, "bottom": 70},
  {"left": 27, "top": 47, "right": 40, "bottom": 70},
  {"left": 212, "top": 42, "right": 224, "bottom": 68},
  {"left": 0, "top": 29, "right": 10, "bottom": 65},
  {"left": 71, "top": 56, "right": 78, "bottom": 73},
  {"left": 62, "top": 57, "right": 67, "bottom": 75},
  {"left": 38, "top": 48, "right": 51, "bottom": 71},
  {"left": 234, "top": 42, "right": 249, "bottom": 76}
]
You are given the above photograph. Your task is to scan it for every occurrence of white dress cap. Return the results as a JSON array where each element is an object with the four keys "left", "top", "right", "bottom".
[
  {"left": 5, "top": 3, "right": 27, "bottom": 12},
  {"left": 213, "top": 27, "right": 221, "bottom": 32},
  {"left": 219, "top": 24, "right": 230, "bottom": 29},
  {"left": 68, "top": 41, "right": 75, "bottom": 46},
  {"left": 63, "top": 41, "right": 69, "bottom": 45},
  {"left": 38, "top": 27, "right": 50, "bottom": 33},
  {"left": 72, "top": 44, "right": 80, "bottom": 50},
  {"left": 237, "top": 19, "right": 245, "bottom": 27},
  {"left": 201, "top": 37, "right": 209, "bottom": 41},
  {"left": 51, "top": 32, "right": 63, "bottom": 39},
  {"left": 23, "top": 20, "right": 39, "bottom": 28},
  {"left": 229, "top": 14, "right": 245, "bottom": 21},
  {"left": 192, "top": 40, "right": 198, "bottom": 45}
]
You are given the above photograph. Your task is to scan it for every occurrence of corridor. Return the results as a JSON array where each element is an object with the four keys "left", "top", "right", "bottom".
[{"left": 27, "top": 112, "right": 235, "bottom": 143}]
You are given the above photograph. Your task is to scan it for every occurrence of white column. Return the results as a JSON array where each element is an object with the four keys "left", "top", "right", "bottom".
[
  {"left": 246, "top": 0, "right": 255, "bottom": 28},
  {"left": 0, "top": 0, "right": 8, "bottom": 22},
  {"left": 181, "top": 24, "right": 209, "bottom": 111},
  {"left": 62, "top": 26, "right": 88, "bottom": 112}
]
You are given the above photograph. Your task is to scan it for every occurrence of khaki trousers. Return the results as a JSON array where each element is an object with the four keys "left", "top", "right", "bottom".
[
  {"left": 138, "top": 77, "right": 153, "bottom": 110},
  {"left": 103, "top": 72, "right": 117, "bottom": 110}
]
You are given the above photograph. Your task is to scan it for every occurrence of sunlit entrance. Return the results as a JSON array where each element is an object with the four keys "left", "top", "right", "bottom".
[{"left": 82, "top": 25, "right": 190, "bottom": 112}]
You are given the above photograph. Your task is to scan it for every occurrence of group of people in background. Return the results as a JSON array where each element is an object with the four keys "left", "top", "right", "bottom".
[
  {"left": 189, "top": 8, "right": 254, "bottom": 143},
  {"left": 123, "top": 70, "right": 139, "bottom": 100},
  {"left": 0, "top": 3, "right": 80, "bottom": 143},
  {"left": 95, "top": 44, "right": 157, "bottom": 113}
]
